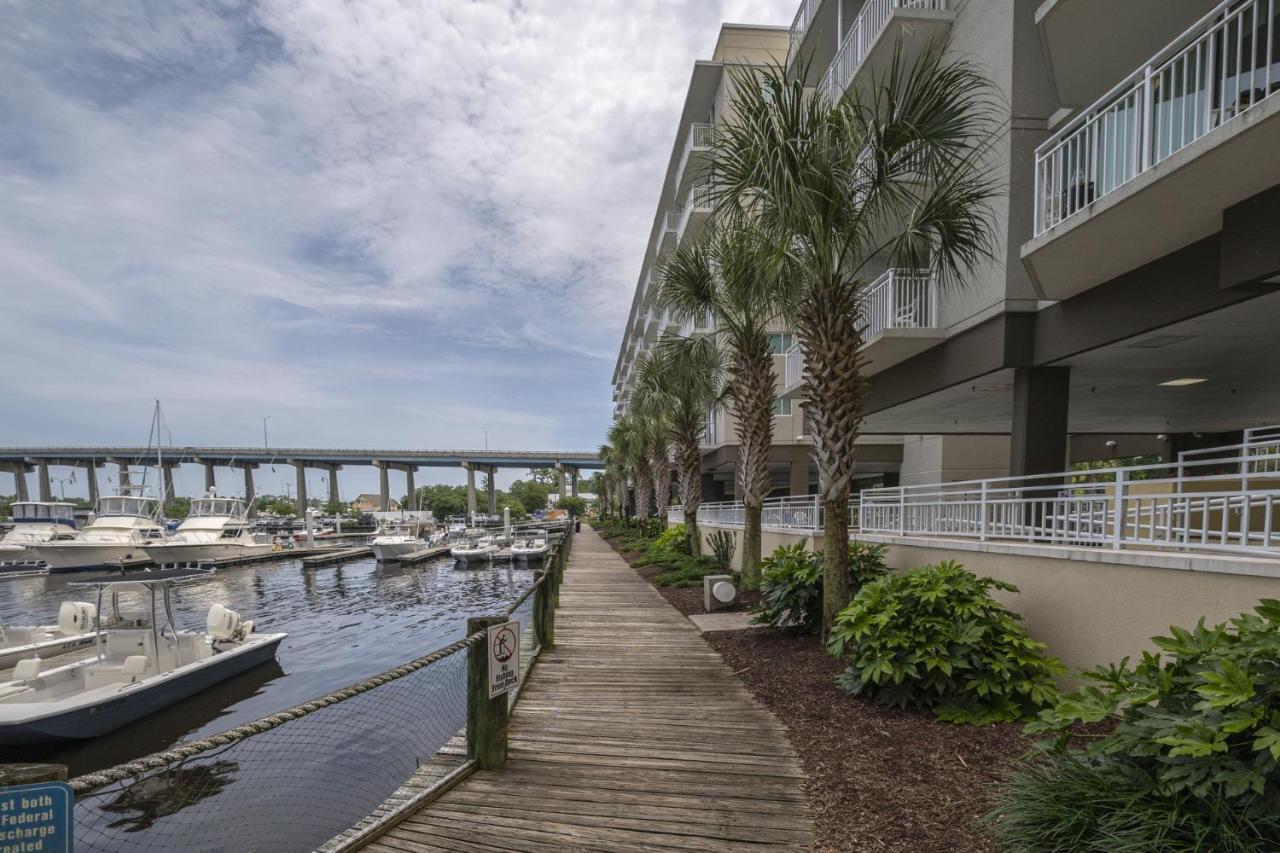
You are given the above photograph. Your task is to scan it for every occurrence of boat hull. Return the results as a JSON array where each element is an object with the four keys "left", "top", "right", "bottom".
[
  {"left": 0, "top": 634, "right": 286, "bottom": 744},
  {"left": 142, "top": 542, "right": 274, "bottom": 565},
  {"left": 371, "top": 542, "right": 423, "bottom": 562},
  {"left": 0, "top": 634, "right": 97, "bottom": 672},
  {"left": 34, "top": 543, "right": 150, "bottom": 573}
]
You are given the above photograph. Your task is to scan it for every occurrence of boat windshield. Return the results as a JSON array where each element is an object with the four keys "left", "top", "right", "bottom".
[
  {"left": 97, "top": 495, "right": 159, "bottom": 518},
  {"left": 189, "top": 498, "right": 245, "bottom": 518},
  {"left": 10, "top": 502, "right": 77, "bottom": 522}
]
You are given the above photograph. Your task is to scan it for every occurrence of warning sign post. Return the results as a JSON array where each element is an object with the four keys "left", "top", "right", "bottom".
[{"left": 487, "top": 620, "right": 521, "bottom": 699}]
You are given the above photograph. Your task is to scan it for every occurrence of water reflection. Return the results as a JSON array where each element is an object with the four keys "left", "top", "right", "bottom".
[{"left": 99, "top": 759, "right": 240, "bottom": 833}]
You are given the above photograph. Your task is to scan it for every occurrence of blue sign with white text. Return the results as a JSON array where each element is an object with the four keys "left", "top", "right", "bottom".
[{"left": 0, "top": 782, "right": 72, "bottom": 853}]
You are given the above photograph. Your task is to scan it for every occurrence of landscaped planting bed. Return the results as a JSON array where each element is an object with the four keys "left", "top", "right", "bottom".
[{"left": 705, "top": 628, "right": 1028, "bottom": 852}]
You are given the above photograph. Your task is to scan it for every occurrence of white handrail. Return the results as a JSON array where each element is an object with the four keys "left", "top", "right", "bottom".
[
  {"left": 674, "top": 123, "right": 714, "bottom": 190},
  {"left": 820, "top": 0, "right": 950, "bottom": 104},
  {"left": 1034, "top": 0, "right": 1278, "bottom": 234}
]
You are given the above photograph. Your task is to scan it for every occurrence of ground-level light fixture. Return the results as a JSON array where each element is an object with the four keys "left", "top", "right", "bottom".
[{"left": 1158, "top": 378, "right": 1207, "bottom": 387}]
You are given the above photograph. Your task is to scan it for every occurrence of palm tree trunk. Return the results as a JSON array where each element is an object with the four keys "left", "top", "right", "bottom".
[
  {"left": 797, "top": 277, "right": 867, "bottom": 636},
  {"left": 635, "top": 464, "right": 653, "bottom": 524},
  {"left": 730, "top": 346, "right": 776, "bottom": 590},
  {"left": 653, "top": 457, "right": 671, "bottom": 525},
  {"left": 678, "top": 436, "right": 702, "bottom": 555}
]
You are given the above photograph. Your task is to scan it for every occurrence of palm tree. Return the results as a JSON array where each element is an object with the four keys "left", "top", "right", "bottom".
[
  {"left": 713, "top": 44, "right": 1001, "bottom": 634},
  {"left": 630, "top": 374, "right": 675, "bottom": 526},
  {"left": 607, "top": 414, "right": 648, "bottom": 525},
  {"left": 633, "top": 336, "right": 723, "bottom": 554},
  {"left": 599, "top": 441, "right": 629, "bottom": 523},
  {"left": 659, "top": 225, "right": 783, "bottom": 588}
]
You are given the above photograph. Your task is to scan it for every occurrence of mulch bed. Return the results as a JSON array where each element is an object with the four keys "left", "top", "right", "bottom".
[
  {"left": 609, "top": 540, "right": 760, "bottom": 617},
  {"left": 703, "top": 629, "right": 1031, "bottom": 853}
]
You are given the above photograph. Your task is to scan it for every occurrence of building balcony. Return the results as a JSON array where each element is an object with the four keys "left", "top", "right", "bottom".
[
  {"left": 653, "top": 210, "right": 680, "bottom": 259},
  {"left": 819, "top": 0, "right": 954, "bottom": 105},
  {"left": 673, "top": 123, "right": 714, "bottom": 194},
  {"left": 781, "top": 268, "right": 941, "bottom": 398},
  {"left": 677, "top": 183, "right": 714, "bottom": 245},
  {"left": 1024, "top": 0, "right": 1280, "bottom": 299},
  {"left": 680, "top": 312, "right": 715, "bottom": 338}
]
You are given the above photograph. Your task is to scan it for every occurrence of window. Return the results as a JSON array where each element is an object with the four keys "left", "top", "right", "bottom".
[
  {"left": 767, "top": 333, "right": 794, "bottom": 354},
  {"left": 771, "top": 398, "right": 792, "bottom": 417}
]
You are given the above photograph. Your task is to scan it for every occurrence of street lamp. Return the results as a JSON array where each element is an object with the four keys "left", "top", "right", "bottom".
[
  {"left": 482, "top": 426, "right": 489, "bottom": 451},
  {"left": 263, "top": 416, "right": 271, "bottom": 450}
]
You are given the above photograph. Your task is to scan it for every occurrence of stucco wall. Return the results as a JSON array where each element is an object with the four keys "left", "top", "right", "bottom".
[{"left": 693, "top": 522, "right": 1279, "bottom": 672}]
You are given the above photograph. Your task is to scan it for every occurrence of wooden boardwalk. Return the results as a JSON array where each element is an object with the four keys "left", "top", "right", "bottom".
[{"left": 367, "top": 524, "right": 812, "bottom": 851}]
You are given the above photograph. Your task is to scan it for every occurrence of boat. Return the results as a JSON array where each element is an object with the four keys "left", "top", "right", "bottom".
[
  {"left": 0, "top": 568, "right": 287, "bottom": 743},
  {"left": 510, "top": 529, "right": 549, "bottom": 562},
  {"left": 370, "top": 520, "right": 425, "bottom": 562},
  {"left": 143, "top": 491, "right": 273, "bottom": 565},
  {"left": 0, "top": 502, "right": 80, "bottom": 565},
  {"left": 28, "top": 491, "right": 166, "bottom": 573},
  {"left": 0, "top": 601, "right": 99, "bottom": 671},
  {"left": 450, "top": 529, "right": 497, "bottom": 564}
]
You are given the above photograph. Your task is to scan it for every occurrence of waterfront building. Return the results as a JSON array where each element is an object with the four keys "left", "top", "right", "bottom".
[{"left": 612, "top": 0, "right": 1280, "bottom": 499}]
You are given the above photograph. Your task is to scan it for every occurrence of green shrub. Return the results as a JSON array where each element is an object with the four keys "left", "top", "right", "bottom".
[
  {"left": 991, "top": 600, "right": 1280, "bottom": 850},
  {"left": 653, "top": 523, "right": 690, "bottom": 555},
  {"left": 708, "top": 530, "right": 735, "bottom": 572},
  {"left": 752, "top": 541, "right": 890, "bottom": 633},
  {"left": 828, "top": 560, "right": 1063, "bottom": 723},
  {"left": 654, "top": 554, "right": 721, "bottom": 587}
]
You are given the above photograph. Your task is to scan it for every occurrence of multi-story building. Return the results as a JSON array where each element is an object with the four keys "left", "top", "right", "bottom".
[{"left": 615, "top": 0, "right": 1280, "bottom": 501}]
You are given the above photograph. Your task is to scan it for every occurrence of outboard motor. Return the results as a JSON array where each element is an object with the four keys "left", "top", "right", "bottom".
[
  {"left": 206, "top": 604, "right": 253, "bottom": 643},
  {"left": 57, "top": 601, "right": 97, "bottom": 636}
]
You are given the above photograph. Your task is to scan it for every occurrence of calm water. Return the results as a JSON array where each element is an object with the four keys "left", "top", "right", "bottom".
[{"left": 0, "top": 556, "right": 535, "bottom": 776}]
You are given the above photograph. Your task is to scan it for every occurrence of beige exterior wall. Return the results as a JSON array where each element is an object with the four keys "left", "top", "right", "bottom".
[
  {"left": 899, "top": 434, "right": 1010, "bottom": 486},
  {"left": 692, "top": 521, "right": 1280, "bottom": 672}
]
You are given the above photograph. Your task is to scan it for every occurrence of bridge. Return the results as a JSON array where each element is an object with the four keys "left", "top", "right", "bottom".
[{"left": 0, "top": 446, "right": 603, "bottom": 515}]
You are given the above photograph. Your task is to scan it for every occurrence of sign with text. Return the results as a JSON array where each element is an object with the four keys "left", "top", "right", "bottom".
[
  {"left": 487, "top": 619, "right": 521, "bottom": 698},
  {"left": 0, "top": 782, "right": 73, "bottom": 853}
]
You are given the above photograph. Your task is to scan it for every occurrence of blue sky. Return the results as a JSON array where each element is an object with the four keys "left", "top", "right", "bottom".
[{"left": 0, "top": 0, "right": 794, "bottom": 496}]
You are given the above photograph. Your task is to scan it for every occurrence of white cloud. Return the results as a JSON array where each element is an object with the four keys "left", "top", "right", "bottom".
[{"left": 0, "top": 0, "right": 797, "bottom": 472}]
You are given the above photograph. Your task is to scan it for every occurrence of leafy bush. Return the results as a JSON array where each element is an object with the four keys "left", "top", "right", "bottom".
[
  {"left": 752, "top": 541, "right": 890, "bottom": 633},
  {"left": 653, "top": 523, "right": 690, "bottom": 555},
  {"left": 654, "top": 554, "right": 721, "bottom": 587},
  {"left": 990, "top": 601, "right": 1280, "bottom": 851},
  {"left": 708, "top": 530, "right": 736, "bottom": 572},
  {"left": 828, "top": 560, "right": 1063, "bottom": 723}
]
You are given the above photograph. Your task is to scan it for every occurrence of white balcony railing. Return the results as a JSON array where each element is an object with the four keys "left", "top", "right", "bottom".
[
  {"left": 788, "top": 0, "right": 823, "bottom": 66},
  {"left": 861, "top": 268, "right": 938, "bottom": 340},
  {"left": 674, "top": 122, "right": 714, "bottom": 190},
  {"left": 653, "top": 210, "right": 680, "bottom": 257},
  {"left": 677, "top": 183, "right": 714, "bottom": 244},
  {"left": 679, "top": 427, "right": 1280, "bottom": 560},
  {"left": 704, "top": 406, "right": 722, "bottom": 447},
  {"left": 681, "top": 312, "right": 715, "bottom": 337},
  {"left": 1034, "top": 0, "right": 1279, "bottom": 235},
  {"left": 820, "top": 0, "right": 950, "bottom": 104},
  {"left": 784, "top": 342, "right": 804, "bottom": 389}
]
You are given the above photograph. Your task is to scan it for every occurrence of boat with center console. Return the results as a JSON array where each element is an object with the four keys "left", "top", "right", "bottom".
[
  {"left": 450, "top": 529, "right": 497, "bottom": 564},
  {"left": 0, "top": 568, "right": 287, "bottom": 743},
  {"left": 0, "top": 601, "right": 99, "bottom": 671}
]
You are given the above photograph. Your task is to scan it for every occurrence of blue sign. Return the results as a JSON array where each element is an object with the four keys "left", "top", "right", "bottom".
[{"left": 0, "top": 782, "right": 72, "bottom": 853}]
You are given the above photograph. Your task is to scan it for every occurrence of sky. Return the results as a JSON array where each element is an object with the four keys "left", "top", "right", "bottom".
[{"left": 0, "top": 0, "right": 795, "bottom": 497}]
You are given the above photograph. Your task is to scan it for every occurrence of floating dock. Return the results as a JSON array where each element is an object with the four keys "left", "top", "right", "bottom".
[
  {"left": 302, "top": 547, "right": 374, "bottom": 568},
  {"left": 381, "top": 545, "right": 452, "bottom": 565}
]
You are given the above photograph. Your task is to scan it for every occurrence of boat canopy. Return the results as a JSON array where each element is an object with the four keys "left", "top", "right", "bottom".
[
  {"left": 68, "top": 567, "right": 215, "bottom": 591},
  {"left": 188, "top": 497, "right": 247, "bottom": 519},
  {"left": 10, "top": 503, "right": 77, "bottom": 525},
  {"left": 96, "top": 495, "right": 160, "bottom": 518}
]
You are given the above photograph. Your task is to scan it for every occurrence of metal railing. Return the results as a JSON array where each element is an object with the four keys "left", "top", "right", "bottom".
[
  {"left": 653, "top": 210, "right": 680, "bottom": 257},
  {"left": 820, "top": 0, "right": 950, "bottom": 104},
  {"left": 674, "top": 122, "right": 714, "bottom": 190},
  {"left": 1034, "top": 0, "right": 1279, "bottom": 235},
  {"left": 677, "top": 429, "right": 1280, "bottom": 560},
  {"left": 788, "top": 0, "right": 823, "bottom": 66},
  {"left": 784, "top": 342, "right": 804, "bottom": 390},
  {"left": 677, "top": 182, "right": 714, "bottom": 245}
]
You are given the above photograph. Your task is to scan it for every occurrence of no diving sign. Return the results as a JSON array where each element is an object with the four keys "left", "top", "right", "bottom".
[{"left": 487, "top": 620, "right": 521, "bottom": 698}]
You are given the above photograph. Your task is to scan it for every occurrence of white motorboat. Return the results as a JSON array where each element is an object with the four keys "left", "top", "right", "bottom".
[
  {"left": 28, "top": 492, "right": 166, "bottom": 574},
  {"left": 510, "top": 529, "right": 549, "bottom": 562},
  {"left": 0, "top": 502, "right": 80, "bottom": 565},
  {"left": 451, "top": 530, "right": 497, "bottom": 563},
  {"left": 0, "top": 568, "right": 287, "bottom": 743},
  {"left": 0, "top": 601, "right": 99, "bottom": 671},
  {"left": 143, "top": 491, "right": 273, "bottom": 565},
  {"left": 370, "top": 520, "right": 425, "bottom": 562}
]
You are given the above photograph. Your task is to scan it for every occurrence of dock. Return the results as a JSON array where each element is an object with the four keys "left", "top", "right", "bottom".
[
  {"left": 302, "top": 547, "right": 374, "bottom": 568},
  {"left": 386, "top": 545, "right": 452, "bottom": 565},
  {"left": 365, "top": 525, "right": 812, "bottom": 850}
]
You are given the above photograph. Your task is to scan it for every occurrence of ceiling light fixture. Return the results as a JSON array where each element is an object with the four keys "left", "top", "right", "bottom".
[{"left": 1159, "top": 377, "right": 1207, "bottom": 387}]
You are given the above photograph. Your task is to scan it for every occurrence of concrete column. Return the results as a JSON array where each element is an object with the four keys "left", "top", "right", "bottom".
[
  {"left": 83, "top": 463, "right": 100, "bottom": 504},
  {"left": 571, "top": 472, "right": 578, "bottom": 497},
  {"left": 162, "top": 464, "right": 176, "bottom": 505},
  {"left": 34, "top": 460, "right": 51, "bottom": 502},
  {"left": 404, "top": 467, "right": 416, "bottom": 511},
  {"left": 203, "top": 462, "right": 216, "bottom": 494},
  {"left": 377, "top": 463, "right": 390, "bottom": 512},
  {"left": 10, "top": 466, "right": 30, "bottom": 502},
  {"left": 1009, "top": 367, "right": 1071, "bottom": 478},
  {"left": 486, "top": 468, "right": 496, "bottom": 515},
  {"left": 464, "top": 464, "right": 477, "bottom": 515},
  {"left": 789, "top": 460, "right": 809, "bottom": 497},
  {"left": 293, "top": 462, "right": 308, "bottom": 513},
  {"left": 241, "top": 465, "right": 257, "bottom": 514},
  {"left": 327, "top": 465, "right": 341, "bottom": 507}
]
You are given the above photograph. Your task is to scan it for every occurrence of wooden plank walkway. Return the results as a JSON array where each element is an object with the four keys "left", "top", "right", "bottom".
[{"left": 367, "top": 524, "right": 812, "bottom": 852}]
